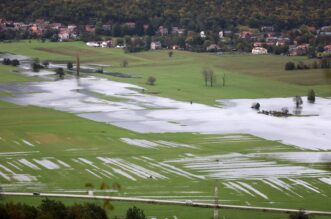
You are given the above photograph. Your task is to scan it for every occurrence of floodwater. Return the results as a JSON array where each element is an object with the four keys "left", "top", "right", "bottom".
[{"left": 1, "top": 54, "right": 331, "bottom": 150}]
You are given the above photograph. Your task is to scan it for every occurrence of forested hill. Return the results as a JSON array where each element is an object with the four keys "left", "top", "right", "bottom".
[{"left": 1, "top": 0, "right": 330, "bottom": 30}]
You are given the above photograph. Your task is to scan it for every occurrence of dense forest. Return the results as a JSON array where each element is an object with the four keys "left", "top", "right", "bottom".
[{"left": 1, "top": 0, "right": 331, "bottom": 30}]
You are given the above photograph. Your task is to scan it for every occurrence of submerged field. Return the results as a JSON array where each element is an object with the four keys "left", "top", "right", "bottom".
[{"left": 0, "top": 41, "right": 331, "bottom": 218}]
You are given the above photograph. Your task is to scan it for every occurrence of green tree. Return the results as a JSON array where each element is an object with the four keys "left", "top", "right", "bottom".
[
  {"left": 38, "top": 199, "right": 67, "bottom": 219},
  {"left": 285, "top": 62, "right": 295, "bottom": 70},
  {"left": 112, "top": 23, "right": 122, "bottom": 37},
  {"left": 147, "top": 76, "right": 156, "bottom": 85},
  {"left": 55, "top": 68, "right": 65, "bottom": 79},
  {"left": 307, "top": 89, "right": 316, "bottom": 103},
  {"left": 126, "top": 206, "right": 146, "bottom": 219},
  {"left": 11, "top": 59, "right": 20, "bottom": 66},
  {"left": 67, "top": 62, "right": 73, "bottom": 70}
]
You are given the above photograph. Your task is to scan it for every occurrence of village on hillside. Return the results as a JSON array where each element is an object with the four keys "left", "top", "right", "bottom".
[{"left": 1, "top": 18, "right": 331, "bottom": 57}]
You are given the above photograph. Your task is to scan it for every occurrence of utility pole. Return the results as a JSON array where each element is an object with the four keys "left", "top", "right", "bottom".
[
  {"left": 214, "top": 185, "right": 219, "bottom": 219},
  {"left": 76, "top": 53, "right": 80, "bottom": 77}
]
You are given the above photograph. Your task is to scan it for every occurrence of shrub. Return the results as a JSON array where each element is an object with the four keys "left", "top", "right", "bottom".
[
  {"left": 281, "top": 107, "right": 289, "bottom": 114},
  {"left": 297, "top": 61, "right": 305, "bottom": 70},
  {"left": 11, "top": 59, "right": 20, "bottom": 66},
  {"left": 122, "top": 59, "right": 128, "bottom": 67},
  {"left": 320, "top": 58, "right": 330, "bottom": 69},
  {"left": 126, "top": 206, "right": 146, "bottom": 219},
  {"left": 312, "top": 61, "right": 319, "bottom": 69},
  {"left": 307, "top": 89, "right": 315, "bottom": 103},
  {"left": 67, "top": 62, "right": 73, "bottom": 70},
  {"left": 285, "top": 61, "right": 295, "bottom": 70},
  {"left": 31, "top": 62, "right": 42, "bottom": 72},
  {"left": 2, "top": 58, "right": 11, "bottom": 65},
  {"left": 147, "top": 76, "right": 156, "bottom": 85},
  {"left": 42, "top": 60, "right": 49, "bottom": 68},
  {"left": 289, "top": 210, "right": 309, "bottom": 219},
  {"left": 251, "top": 102, "right": 260, "bottom": 110},
  {"left": 55, "top": 68, "right": 65, "bottom": 78}
]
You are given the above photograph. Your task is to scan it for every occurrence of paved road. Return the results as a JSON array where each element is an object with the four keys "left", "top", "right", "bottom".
[{"left": 1, "top": 192, "right": 331, "bottom": 216}]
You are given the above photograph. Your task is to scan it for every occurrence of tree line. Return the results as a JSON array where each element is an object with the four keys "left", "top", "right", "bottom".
[
  {"left": 1, "top": 0, "right": 330, "bottom": 31},
  {"left": 0, "top": 199, "right": 147, "bottom": 219}
]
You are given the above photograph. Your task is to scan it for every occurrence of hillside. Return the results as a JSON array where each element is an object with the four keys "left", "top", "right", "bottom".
[{"left": 1, "top": 0, "right": 331, "bottom": 30}]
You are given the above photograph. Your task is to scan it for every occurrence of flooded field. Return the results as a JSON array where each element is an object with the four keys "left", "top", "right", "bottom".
[{"left": 1, "top": 61, "right": 330, "bottom": 150}]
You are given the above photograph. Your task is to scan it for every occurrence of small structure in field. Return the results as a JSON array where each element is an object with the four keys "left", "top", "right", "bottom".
[{"left": 252, "top": 47, "right": 268, "bottom": 55}]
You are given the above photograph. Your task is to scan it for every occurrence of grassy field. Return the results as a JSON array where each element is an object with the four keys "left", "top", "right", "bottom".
[
  {"left": 0, "top": 41, "right": 331, "bottom": 219},
  {"left": 1, "top": 99, "right": 331, "bottom": 218},
  {"left": 1, "top": 40, "right": 330, "bottom": 105}
]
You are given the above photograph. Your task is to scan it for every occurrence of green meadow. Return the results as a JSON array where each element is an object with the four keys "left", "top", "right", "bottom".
[
  {"left": 0, "top": 41, "right": 331, "bottom": 218},
  {"left": 1, "top": 40, "right": 330, "bottom": 105}
]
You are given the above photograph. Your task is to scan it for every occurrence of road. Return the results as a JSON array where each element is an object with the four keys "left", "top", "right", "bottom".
[{"left": 1, "top": 192, "right": 331, "bottom": 216}]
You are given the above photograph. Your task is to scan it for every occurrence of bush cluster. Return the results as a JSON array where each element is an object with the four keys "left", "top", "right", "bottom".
[
  {"left": 285, "top": 58, "right": 331, "bottom": 71},
  {"left": 2, "top": 58, "right": 20, "bottom": 66},
  {"left": 0, "top": 199, "right": 108, "bottom": 219}
]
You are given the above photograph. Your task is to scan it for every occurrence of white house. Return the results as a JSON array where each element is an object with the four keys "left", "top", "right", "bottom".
[
  {"left": 219, "top": 31, "right": 224, "bottom": 38},
  {"left": 252, "top": 47, "right": 268, "bottom": 55},
  {"left": 200, "top": 31, "right": 206, "bottom": 38},
  {"left": 86, "top": 42, "right": 100, "bottom": 47},
  {"left": 150, "top": 41, "right": 162, "bottom": 50}
]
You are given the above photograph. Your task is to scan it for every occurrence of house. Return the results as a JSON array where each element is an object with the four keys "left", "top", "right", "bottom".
[
  {"left": 101, "top": 40, "right": 112, "bottom": 48},
  {"left": 253, "top": 42, "right": 274, "bottom": 47},
  {"left": 49, "top": 23, "right": 62, "bottom": 30},
  {"left": 171, "top": 27, "right": 185, "bottom": 35},
  {"left": 223, "top": 30, "right": 233, "bottom": 37},
  {"left": 206, "top": 44, "right": 221, "bottom": 52},
  {"left": 252, "top": 47, "right": 268, "bottom": 55},
  {"left": 240, "top": 31, "right": 253, "bottom": 39},
  {"left": 68, "top": 25, "right": 77, "bottom": 31},
  {"left": 102, "top": 24, "right": 112, "bottom": 31},
  {"left": 86, "top": 42, "right": 100, "bottom": 47},
  {"left": 85, "top": 25, "right": 95, "bottom": 33},
  {"left": 125, "top": 22, "right": 136, "bottom": 29},
  {"left": 58, "top": 28, "right": 70, "bottom": 41},
  {"left": 157, "top": 26, "right": 168, "bottom": 36},
  {"left": 261, "top": 26, "right": 274, "bottom": 32},
  {"left": 150, "top": 41, "right": 162, "bottom": 50},
  {"left": 289, "top": 44, "right": 309, "bottom": 56},
  {"left": 324, "top": 45, "right": 331, "bottom": 52},
  {"left": 219, "top": 31, "right": 224, "bottom": 38},
  {"left": 172, "top": 45, "right": 180, "bottom": 50},
  {"left": 30, "top": 24, "right": 43, "bottom": 36}
]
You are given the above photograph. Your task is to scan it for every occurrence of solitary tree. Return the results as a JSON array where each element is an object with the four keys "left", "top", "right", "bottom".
[
  {"left": 147, "top": 76, "right": 156, "bottom": 85},
  {"left": 55, "top": 68, "right": 65, "bottom": 79},
  {"left": 67, "top": 61, "right": 73, "bottom": 70},
  {"left": 202, "top": 68, "right": 210, "bottom": 87},
  {"left": 222, "top": 73, "right": 226, "bottom": 87},
  {"left": 307, "top": 89, "right": 316, "bottom": 103},
  {"left": 293, "top": 96, "right": 303, "bottom": 108},
  {"left": 11, "top": 59, "right": 20, "bottom": 66},
  {"left": 100, "top": 182, "right": 114, "bottom": 211},
  {"left": 122, "top": 59, "right": 128, "bottom": 67},
  {"left": 126, "top": 206, "right": 146, "bottom": 219},
  {"left": 42, "top": 60, "right": 49, "bottom": 68},
  {"left": 285, "top": 61, "right": 295, "bottom": 70},
  {"left": 31, "top": 59, "right": 42, "bottom": 72},
  {"left": 201, "top": 68, "right": 216, "bottom": 87},
  {"left": 2, "top": 58, "right": 11, "bottom": 65}
]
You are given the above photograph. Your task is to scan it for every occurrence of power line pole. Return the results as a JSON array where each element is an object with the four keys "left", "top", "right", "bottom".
[
  {"left": 76, "top": 53, "right": 80, "bottom": 77},
  {"left": 214, "top": 184, "right": 219, "bottom": 219}
]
